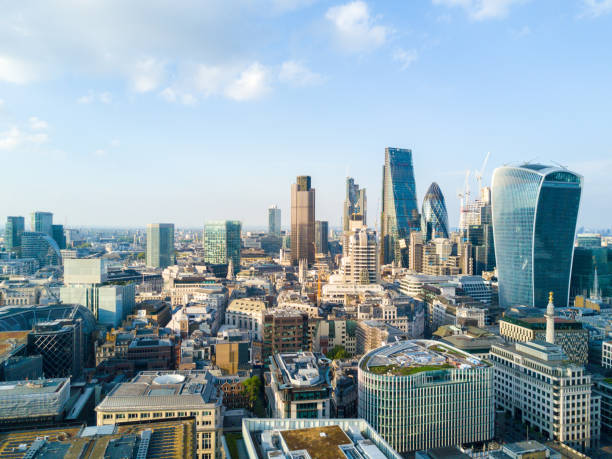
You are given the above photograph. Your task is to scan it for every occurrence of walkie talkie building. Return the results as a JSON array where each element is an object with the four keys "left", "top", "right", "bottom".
[{"left": 491, "top": 164, "right": 582, "bottom": 308}]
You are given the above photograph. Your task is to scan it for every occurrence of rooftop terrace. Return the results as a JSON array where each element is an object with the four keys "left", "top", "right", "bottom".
[{"left": 360, "top": 340, "right": 487, "bottom": 376}]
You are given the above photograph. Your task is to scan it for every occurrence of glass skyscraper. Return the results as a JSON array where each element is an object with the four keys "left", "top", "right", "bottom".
[
  {"left": 291, "top": 175, "right": 315, "bottom": 266},
  {"left": 380, "top": 147, "right": 420, "bottom": 267},
  {"left": 492, "top": 164, "right": 582, "bottom": 308},
  {"left": 21, "top": 231, "right": 62, "bottom": 268},
  {"left": 315, "top": 220, "right": 329, "bottom": 254},
  {"left": 204, "top": 220, "right": 242, "bottom": 273},
  {"left": 146, "top": 223, "right": 175, "bottom": 269},
  {"left": 268, "top": 205, "right": 281, "bottom": 235},
  {"left": 5, "top": 216, "right": 25, "bottom": 252},
  {"left": 421, "top": 182, "right": 449, "bottom": 241},
  {"left": 344, "top": 177, "right": 367, "bottom": 231},
  {"left": 30, "top": 211, "right": 53, "bottom": 236}
]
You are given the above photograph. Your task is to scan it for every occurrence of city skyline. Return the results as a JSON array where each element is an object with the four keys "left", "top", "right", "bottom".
[{"left": 1, "top": 1, "right": 611, "bottom": 228}]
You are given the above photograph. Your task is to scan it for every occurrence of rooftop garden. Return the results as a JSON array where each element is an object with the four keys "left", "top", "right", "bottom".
[{"left": 368, "top": 363, "right": 454, "bottom": 376}]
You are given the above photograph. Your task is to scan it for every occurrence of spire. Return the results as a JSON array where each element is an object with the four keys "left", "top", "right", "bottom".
[
  {"left": 591, "top": 267, "right": 601, "bottom": 301},
  {"left": 545, "top": 291, "right": 555, "bottom": 344},
  {"left": 226, "top": 259, "right": 235, "bottom": 281}
]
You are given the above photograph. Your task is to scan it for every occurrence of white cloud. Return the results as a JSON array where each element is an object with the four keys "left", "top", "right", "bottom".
[
  {"left": 0, "top": 127, "right": 22, "bottom": 150},
  {"left": 279, "top": 61, "right": 324, "bottom": 86},
  {"left": 131, "top": 58, "right": 166, "bottom": 93},
  {"left": 29, "top": 116, "right": 49, "bottom": 130},
  {"left": 77, "top": 91, "right": 113, "bottom": 104},
  {"left": 194, "top": 65, "right": 228, "bottom": 97},
  {"left": 393, "top": 48, "right": 418, "bottom": 70},
  {"left": 325, "top": 1, "right": 389, "bottom": 53},
  {"left": 581, "top": 0, "right": 612, "bottom": 17},
  {"left": 93, "top": 149, "right": 106, "bottom": 156},
  {"left": 225, "top": 63, "right": 271, "bottom": 101},
  {"left": 432, "top": 0, "right": 525, "bottom": 20},
  {"left": 0, "top": 55, "right": 38, "bottom": 84}
]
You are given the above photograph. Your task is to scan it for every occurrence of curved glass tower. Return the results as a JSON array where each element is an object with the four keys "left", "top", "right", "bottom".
[
  {"left": 380, "top": 148, "right": 420, "bottom": 267},
  {"left": 421, "top": 182, "right": 449, "bottom": 240},
  {"left": 492, "top": 165, "right": 582, "bottom": 308}
]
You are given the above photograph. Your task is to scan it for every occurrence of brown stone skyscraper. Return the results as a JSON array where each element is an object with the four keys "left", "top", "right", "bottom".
[{"left": 290, "top": 175, "right": 315, "bottom": 266}]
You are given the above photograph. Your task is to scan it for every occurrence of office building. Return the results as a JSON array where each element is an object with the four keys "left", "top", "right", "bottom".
[
  {"left": 21, "top": 231, "right": 62, "bottom": 268},
  {"left": 262, "top": 309, "right": 309, "bottom": 360},
  {"left": 570, "top": 245, "right": 611, "bottom": 300},
  {"left": 315, "top": 220, "right": 329, "bottom": 254},
  {"left": 492, "top": 164, "right": 582, "bottom": 308},
  {"left": 268, "top": 205, "right": 281, "bottom": 235},
  {"left": 96, "top": 370, "right": 222, "bottom": 459},
  {"left": 602, "top": 340, "right": 612, "bottom": 368},
  {"left": 594, "top": 378, "right": 612, "bottom": 435},
  {"left": 146, "top": 223, "right": 175, "bottom": 269},
  {"left": 344, "top": 177, "right": 367, "bottom": 231},
  {"left": 0, "top": 378, "right": 70, "bottom": 427},
  {"left": 576, "top": 233, "right": 602, "bottom": 248},
  {"left": 224, "top": 298, "right": 267, "bottom": 340},
  {"left": 340, "top": 225, "right": 379, "bottom": 284},
  {"left": 242, "top": 418, "right": 402, "bottom": 459},
  {"left": 5, "top": 216, "right": 25, "bottom": 252},
  {"left": 30, "top": 211, "right": 53, "bottom": 236},
  {"left": 27, "top": 319, "right": 84, "bottom": 378},
  {"left": 499, "top": 316, "right": 589, "bottom": 364},
  {"left": 380, "top": 147, "right": 420, "bottom": 267},
  {"left": 51, "top": 224, "right": 66, "bottom": 250},
  {"left": 358, "top": 340, "right": 493, "bottom": 453},
  {"left": 491, "top": 341, "right": 599, "bottom": 449},
  {"left": 267, "top": 351, "right": 332, "bottom": 418},
  {"left": 290, "top": 175, "right": 316, "bottom": 266},
  {"left": 204, "top": 220, "right": 241, "bottom": 273},
  {"left": 421, "top": 182, "right": 449, "bottom": 240}
]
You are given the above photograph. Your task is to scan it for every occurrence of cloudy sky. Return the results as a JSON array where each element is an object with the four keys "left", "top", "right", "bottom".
[{"left": 1, "top": 0, "right": 611, "bottom": 229}]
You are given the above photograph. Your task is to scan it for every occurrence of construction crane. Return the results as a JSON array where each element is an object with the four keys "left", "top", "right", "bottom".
[
  {"left": 474, "top": 152, "right": 491, "bottom": 194},
  {"left": 457, "top": 170, "right": 471, "bottom": 230}
]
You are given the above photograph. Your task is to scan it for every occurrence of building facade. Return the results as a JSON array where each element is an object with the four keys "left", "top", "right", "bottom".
[
  {"left": 315, "top": 220, "right": 329, "bottom": 255},
  {"left": 5, "top": 216, "right": 25, "bottom": 252},
  {"left": 30, "top": 211, "right": 53, "bottom": 236},
  {"left": 492, "top": 164, "right": 582, "bottom": 308},
  {"left": 268, "top": 205, "right": 281, "bottom": 236},
  {"left": 262, "top": 309, "right": 309, "bottom": 360},
  {"left": 27, "top": 319, "right": 84, "bottom": 378},
  {"left": 146, "top": 223, "right": 175, "bottom": 269},
  {"left": 344, "top": 177, "right": 367, "bottom": 231},
  {"left": 380, "top": 147, "right": 420, "bottom": 267},
  {"left": 290, "top": 175, "right": 315, "bottom": 266},
  {"left": 491, "top": 341, "right": 599, "bottom": 450},
  {"left": 224, "top": 298, "right": 267, "bottom": 340},
  {"left": 421, "top": 182, "right": 449, "bottom": 240},
  {"left": 21, "top": 232, "right": 62, "bottom": 268},
  {"left": 340, "top": 225, "right": 379, "bottom": 284},
  {"left": 358, "top": 340, "right": 493, "bottom": 453},
  {"left": 204, "top": 220, "right": 241, "bottom": 273}
]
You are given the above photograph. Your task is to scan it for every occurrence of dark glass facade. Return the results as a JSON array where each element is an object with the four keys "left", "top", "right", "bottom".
[
  {"left": 315, "top": 220, "right": 329, "bottom": 254},
  {"left": 5, "top": 216, "right": 25, "bottom": 251},
  {"left": 492, "top": 165, "right": 582, "bottom": 308},
  {"left": 21, "top": 231, "right": 62, "bottom": 268},
  {"left": 204, "top": 220, "right": 241, "bottom": 273},
  {"left": 421, "top": 182, "right": 449, "bottom": 241},
  {"left": 571, "top": 247, "right": 612, "bottom": 299},
  {"left": 380, "top": 147, "right": 420, "bottom": 267},
  {"left": 344, "top": 177, "right": 367, "bottom": 231},
  {"left": 146, "top": 223, "right": 175, "bottom": 269}
]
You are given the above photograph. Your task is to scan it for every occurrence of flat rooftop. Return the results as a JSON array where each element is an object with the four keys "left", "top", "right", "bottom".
[
  {"left": 0, "top": 378, "right": 68, "bottom": 397},
  {"left": 361, "top": 340, "right": 487, "bottom": 376},
  {"left": 280, "top": 425, "right": 352, "bottom": 459},
  {"left": 273, "top": 352, "right": 330, "bottom": 388}
]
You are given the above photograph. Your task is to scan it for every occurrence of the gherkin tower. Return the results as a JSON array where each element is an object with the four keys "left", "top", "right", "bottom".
[{"left": 421, "top": 182, "right": 449, "bottom": 241}]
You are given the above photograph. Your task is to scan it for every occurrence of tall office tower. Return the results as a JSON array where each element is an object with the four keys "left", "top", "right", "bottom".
[
  {"left": 30, "top": 211, "right": 53, "bottom": 236},
  {"left": 51, "top": 224, "right": 66, "bottom": 249},
  {"left": 315, "top": 220, "right": 329, "bottom": 254},
  {"left": 340, "top": 225, "right": 379, "bottom": 284},
  {"left": 268, "top": 205, "right": 282, "bottom": 235},
  {"left": 146, "top": 223, "right": 175, "bottom": 269},
  {"left": 343, "top": 177, "right": 367, "bottom": 231},
  {"left": 21, "top": 232, "right": 62, "bottom": 268},
  {"left": 204, "top": 220, "right": 242, "bottom": 273},
  {"left": 380, "top": 148, "right": 420, "bottom": 267},
  {"left": 421, "top": 182, "right": 449, "bottom": 241},
  {"left": 5, "top": 216, "right": 25, "bottom": 252},
  {"left": 27, "top": 319, "right": 84, "bottom": 378},
  {"left": 492, "top": 165, "right": 582, "bottom": 308},
  {"left": 291, "top": 175, "right": 316, "bottom": 266}
]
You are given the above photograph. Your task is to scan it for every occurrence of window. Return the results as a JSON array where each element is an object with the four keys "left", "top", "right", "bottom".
[
  {"left": 103, "top": 414, "right": 112, "bottom": 420},
  {"left": 153, "top": 412, "right": 162, "bottom": 418},
  {"left": 165, "top": 412, "right": 175, "bottom": 417},
  {"left": 128, "top": 413, "right": 138, "bottom": 419}
]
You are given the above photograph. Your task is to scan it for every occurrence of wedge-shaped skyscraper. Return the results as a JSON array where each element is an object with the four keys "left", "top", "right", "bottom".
[
  {"left": 421, "top": 182, "right": 449, "bottom": 240},
  {"left": 492, "top": 164, "right": 582, "bottom": 308}
]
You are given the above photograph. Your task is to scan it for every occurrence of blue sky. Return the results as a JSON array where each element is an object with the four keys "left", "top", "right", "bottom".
[{"left": 1, "top": 0, "right": 611, "bottom": 229}]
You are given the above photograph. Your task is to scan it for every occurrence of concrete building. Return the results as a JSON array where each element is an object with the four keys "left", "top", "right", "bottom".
[
  {"left": 499, "top": 316, "right": 589, "bottom": 364},
  {"left": 290, "top": 175, "right": 315, "bottom": 266},
  {"left": 267, "top": 351, "right": 332, "bottom": 419},
  {"left": 358, "top": 340, "right": 493, "bottom": 454},
  {"left": 241, "top": 418, "right": 401, "bottom": 459},
  {"left": 262, "top": 309, "right": 309, "bottom": 360},
  {"left": 602, "top": 340, "right": 612, "bottom": 368},
  {"left": 224, "top": 298, "right": 267, "bottom": 340},
  {"left": 340, "top": 225, "right": 379, "bottom": 285},
  {"left": 96, "top": 370, "right": 222, "bottom": 459},
  {"left": 490, "top": 341, "right": 600, "bottom": 450},
  {"left": 355, "top": 321, "right": 408, "bottom": 355}
]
